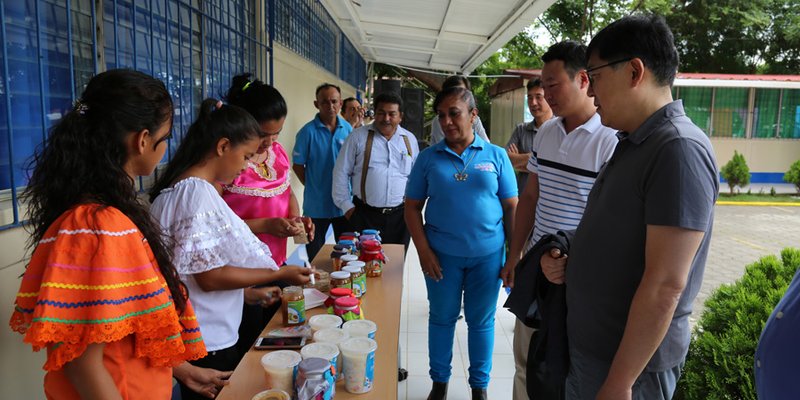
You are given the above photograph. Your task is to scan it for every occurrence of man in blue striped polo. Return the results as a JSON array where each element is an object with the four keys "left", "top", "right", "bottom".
[{"left": 500, "top": 40, "right": 618, "bottom": 400}]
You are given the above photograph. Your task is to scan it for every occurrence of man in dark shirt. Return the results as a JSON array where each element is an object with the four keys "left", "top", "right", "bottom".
[{"left": 540, "top": 14, "right": 719, "bottom": 400}]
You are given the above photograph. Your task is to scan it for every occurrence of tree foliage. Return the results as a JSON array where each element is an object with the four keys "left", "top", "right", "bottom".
[
  {"left": 783, "top": 159, "right": 800, "bottom": 194},
  {"left": 667, "top": 0, "right": 800, "bottom": 74},
  {"left": 721, "top": 150, "right": 751, "bottom": 194}
]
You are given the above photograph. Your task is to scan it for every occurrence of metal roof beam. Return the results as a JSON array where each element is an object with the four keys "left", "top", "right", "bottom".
[
  {"left": 429, "top": 0, "right": 456, "bottom": 66},
  {"left": 362, "top": 41, "right": 439, "bottom": 55},
  {"left": 359, "top": 21, "right": 488, "bottom": 45}
]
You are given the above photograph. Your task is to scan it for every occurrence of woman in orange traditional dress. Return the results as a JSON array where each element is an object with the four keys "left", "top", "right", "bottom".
[{"left": 9, "top": 69, "right": 225, "bottom": 399}]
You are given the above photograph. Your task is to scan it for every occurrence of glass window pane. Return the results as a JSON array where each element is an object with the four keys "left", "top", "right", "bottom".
[
  {"left": 779, "top": 89, "right": 800, "bottom": 139},
  {"left": 678, "top": 87, "right": 712, "bottom": 135},
  {"left": 753, "top": 88, "right": 779, "bottom": 138},
  {"left": 712, "top": 87, "right": 748, "bottom": 138}
]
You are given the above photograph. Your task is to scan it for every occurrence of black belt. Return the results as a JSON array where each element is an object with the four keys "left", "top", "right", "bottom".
[{"left": 353, "top": 196, "right": 404, "bottom": 215}]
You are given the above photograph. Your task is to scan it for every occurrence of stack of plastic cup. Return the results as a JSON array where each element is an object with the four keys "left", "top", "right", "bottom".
[
  {"left": 340, "top": 337, "right": 379, "bottom": 394},
  {"left": 260, "top": 350, "right": 302, "bottom": 396}
]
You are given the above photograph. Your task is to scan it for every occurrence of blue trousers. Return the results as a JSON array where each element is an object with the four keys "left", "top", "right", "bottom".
[{"left": 425, "top": 248, "right": 504, "bottom": 388}]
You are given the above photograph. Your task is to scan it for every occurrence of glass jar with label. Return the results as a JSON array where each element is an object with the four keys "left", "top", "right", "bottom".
[
  {"left": 325, "top": 287, "right": 353, "bottom": 314},
  {"left": 359, "top": 240, "right": 385, "bottom": 277},
  {"left": 330, "top": 271, "right": 352, "bottom": 291},
  {"left": 345, "top": 260, "right": 367, "bottom": 296},
  {"left": 281, "top": 286, "right": 305, "bottom": 326},
  {"left": 330, "top": 245, "right": 348, "bottom": 272},
  {"left": 342, "top": 265, "right": 365, "bottom": 298},
  {"left": 315, "top": 270, "right": 331, "bottom": 292}
]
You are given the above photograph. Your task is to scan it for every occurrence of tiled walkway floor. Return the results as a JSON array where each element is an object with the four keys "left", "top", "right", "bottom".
[{"left": 397, "top": 242, "right": 517, "bottom": 400}]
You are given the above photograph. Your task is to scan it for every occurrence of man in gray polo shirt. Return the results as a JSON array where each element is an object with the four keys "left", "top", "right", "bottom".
[
  {"left": 505, "top": 78, "right": 553, "bottom": 192},
  {"left": 541, "top": 15, "right": 719, "bottom": 400}
]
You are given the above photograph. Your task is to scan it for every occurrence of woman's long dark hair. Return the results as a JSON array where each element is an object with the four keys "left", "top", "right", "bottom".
[
  {"left": 149, "top": 99, "right": 261, "bottom": 202},
  {"left": 24, "top": 69, "right": 188, "bottom": 312},
  {"left": 225, "top": 73, "right": 287, "bottom": 124}
]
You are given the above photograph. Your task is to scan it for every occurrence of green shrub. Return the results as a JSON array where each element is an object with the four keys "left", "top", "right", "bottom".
[
  {"left": 675, "top": 248, "right": 800, "bottom": 400},
  {"left": 721, "top": 150, "right": 750, "bottom": 195},
  {"left": 784, "top": 159, "right": 800, "bottom": 194}
]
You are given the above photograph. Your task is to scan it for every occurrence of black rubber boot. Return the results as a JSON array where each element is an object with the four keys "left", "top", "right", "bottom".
[
  {"left": 471, "top": 387, "right": 488, "bottom": 400},
  {"left": 427, "top": 381, "right": 448, "bottom": 400}
]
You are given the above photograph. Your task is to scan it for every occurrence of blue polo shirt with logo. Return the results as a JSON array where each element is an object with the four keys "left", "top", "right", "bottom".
[
  {"left": 292, "top": 114, "right": 352, "bottom": 218},
  {"left": 405, "top": 135, "right": 517, "bottom": 257}
]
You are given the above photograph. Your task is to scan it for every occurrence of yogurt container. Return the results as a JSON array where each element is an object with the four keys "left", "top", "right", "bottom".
[
  {"left": 250, "top": 389, "right": 291, "bottom": 400},
  {"left": 260, "top": 350, "right": 302, "bottom": 395},
  {"left": 308, "top": 314, "right": 343, "bottom": 334},
  {"left": 300, "top": 342, "right": 341, "bottom": 381},
  {"left": 340, "top": 337, "right": 378, "bottom": 394},
  {"left": 312, "top": 328, "right": 350, "bottom": 380},
  {"left": 342, "top": 319, "right": 377, "bottom": 339}
]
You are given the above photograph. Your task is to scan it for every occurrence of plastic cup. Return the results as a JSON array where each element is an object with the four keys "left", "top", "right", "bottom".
[
  {"left": 313, "top": 328, "right": 350, "bottom": 380},
  {"left": 260, "top": 350, "right": 302, "bottom": 395},
  {"left": 340, "top": 337, "right": 378, "bottom": 394},
  {"left": 342, "top": 319, "right": 377, "bottom": 339},
  {"left": 251, "top": 389, "right": 291, "bottom": 400},
  {"left": 300, "top": 342, "right": 341, "bottom": 381},
  {"left": 308, "top": 314, "right": 343, "bottom": 334}
]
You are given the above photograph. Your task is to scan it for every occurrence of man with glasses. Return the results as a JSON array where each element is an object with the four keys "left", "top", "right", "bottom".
[
  {"left": 541, "top": 15, "right": 718, "bottom": 399},
  {"left": 332, "top": 92, "right": 419, "bottom": 249},
  {"left": 501, "top": 40, "right": 618, "bottom": 400}
]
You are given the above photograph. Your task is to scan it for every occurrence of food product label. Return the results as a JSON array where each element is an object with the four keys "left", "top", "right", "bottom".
[{"left": 287, "top": 299, "right": 305, "bottom": 324}]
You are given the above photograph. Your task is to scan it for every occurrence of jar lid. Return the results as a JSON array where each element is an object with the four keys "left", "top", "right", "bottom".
[
  {"left": 337, "top": 240, "right": 355, "bottom": 246},
  {"left": 333, "top": 244, "right": 347, "bottom": 251},
  {"left": 342, "top": 266, "right": 361, "bottom": 273},
  {"left": 330, "top": 271, "right": 351, "bottom": 280},
  {"left": 361, "top": 239, "right": 381, "bottom": 250},
  {"left": 313, "top": 327, "right": 350, "bottom": 344},
  {"left": 297, "top": 357, "right": 332, "bottom": 374},
  {"left": 260, "top": 350, "right": 302, "bottom": 369},
  {"left": 342, "top": 319, "right": 377, "bottom": 335},
  {"left": 341, "top": 231, "right": 360, "bottom": 237},
  {"left": 345, "top": 261, "right": 366, "bottom": 268},
  {"left": 334, "top": 297, "right": 359, "bottom": 308},
  {"left": 282, "top": 286, "right": 303, "bottom": 294},
  {"left": 251, "top": 389, "right": 291, "bottom": 400},
  {"left": 362, "top": 229, "right": 379, "bottom": 235},
  {"left": 329, "top": 287, "right": 352, "bottom": 297},
  {"left": 340, "top": 254, "right": 359, "bottom": 262}
]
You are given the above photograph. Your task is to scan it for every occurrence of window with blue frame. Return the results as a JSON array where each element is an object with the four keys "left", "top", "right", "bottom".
[
  {"left": 274, "top": 0, "right": 365, "bottom": 90},
  {"left": 0, "top": 0, "right": 270, "bottom": 229}
]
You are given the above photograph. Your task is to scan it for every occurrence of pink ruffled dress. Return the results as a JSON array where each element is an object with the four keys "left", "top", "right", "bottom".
[{"left": 222, "top": 142, "right": 292, "bottom": 265}]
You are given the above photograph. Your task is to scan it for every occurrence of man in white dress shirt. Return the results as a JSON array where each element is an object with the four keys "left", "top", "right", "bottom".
[{"left": 333, "top": 92, "right": 419, "bottom": 249}]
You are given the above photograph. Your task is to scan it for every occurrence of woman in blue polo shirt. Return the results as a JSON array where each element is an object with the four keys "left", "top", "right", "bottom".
[{"left": 405, "top": 86, "right": 518, "bottom": 400}]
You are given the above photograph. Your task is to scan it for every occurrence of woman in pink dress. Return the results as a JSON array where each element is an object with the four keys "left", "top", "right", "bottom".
[
  {"left": 223, "top": 74, "right": 315, "bottom": 353},
  {"left": 223, "top": 74, "right": 314, "bottom": 266}
]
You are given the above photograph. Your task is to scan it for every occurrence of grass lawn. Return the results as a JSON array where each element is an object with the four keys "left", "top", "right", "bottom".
[{"left": 718, "top": 193, "right": 800, "bottom": 203}]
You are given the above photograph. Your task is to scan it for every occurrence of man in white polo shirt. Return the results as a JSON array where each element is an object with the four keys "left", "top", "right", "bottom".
[{"left": 500, "top": 40, "right": 618, "bottom": 400}]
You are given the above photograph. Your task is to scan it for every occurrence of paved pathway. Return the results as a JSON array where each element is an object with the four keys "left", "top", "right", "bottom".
[{"left": 691, "top": 204, "right": 800, "bottom": 325}]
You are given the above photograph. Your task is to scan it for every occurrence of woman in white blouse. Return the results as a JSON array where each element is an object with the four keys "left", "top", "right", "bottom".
[{"left": 149, "top": 99, "right": 312, "bottom": 400}]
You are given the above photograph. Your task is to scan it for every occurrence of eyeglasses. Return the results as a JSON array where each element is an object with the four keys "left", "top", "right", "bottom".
[{"left": 586, "top": 58, "right": 632, "bottom": 85}]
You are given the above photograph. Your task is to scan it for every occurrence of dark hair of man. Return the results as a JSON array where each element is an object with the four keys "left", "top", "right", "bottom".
[
  {"left": 433, "top": 86, "right": 476, "bottom": 113},
  {"left": 24, "top": 69, "right": 189, "bottom": 312},
  {"left": 373, "top": 92, "right": 403, "bottom": 111},
  {"left": 225, "top": 73, "right": 287, "bottom": 127},
  {"left": 586, "top": 14, "right": 679, "bottom": 87},
  {"left": 341, "top": 97, "right": 359, "bottom": 115},
  {"left": 542, "top": 40, "right": 588, "bottom": 79},
  {"left": 315, "top": 83, "right": 341, "bottom": 96},
  {"left": 442, "top": 75, "right": 471, "bottom": 91},
  {"left": 149, "top": 99, "right": 260, "bottom": 203},
  {"left": 527, "top": 78, "right": 543, "bottom": 90}
]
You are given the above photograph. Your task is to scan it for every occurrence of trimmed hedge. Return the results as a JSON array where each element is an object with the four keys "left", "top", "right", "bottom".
[{"left": 675, "top": 248, "right": 800, "bottom": 400}]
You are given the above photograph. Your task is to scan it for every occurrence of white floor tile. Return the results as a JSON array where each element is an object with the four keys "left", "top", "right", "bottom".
[
  {"left": 405, "top": 375, "right": 432, "bottom": 400},
  {"left": 486, "top": 354, "right": 516, "bottom": 378},
  {"left": 492, "top": 334, "right": 514, "bottom": 354},
  {"left": 488, "top": 377, "right": 514, "bottom": 399},
  {"left": 406, "top": 352, "right": 430, "bottom": 377},
  {"left": 397, "top": 380, "right": 407, "bottom": 400},
  {"left": 448, "top": 378, "right": 472, "bottom": 400},
  {"left": 406, "top": 332, "right": 429, "bottom": 353}
]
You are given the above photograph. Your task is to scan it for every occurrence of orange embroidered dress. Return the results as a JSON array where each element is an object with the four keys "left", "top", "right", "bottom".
[{"left": 9, "top": 204, "right": 206, "bottom": 399}]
